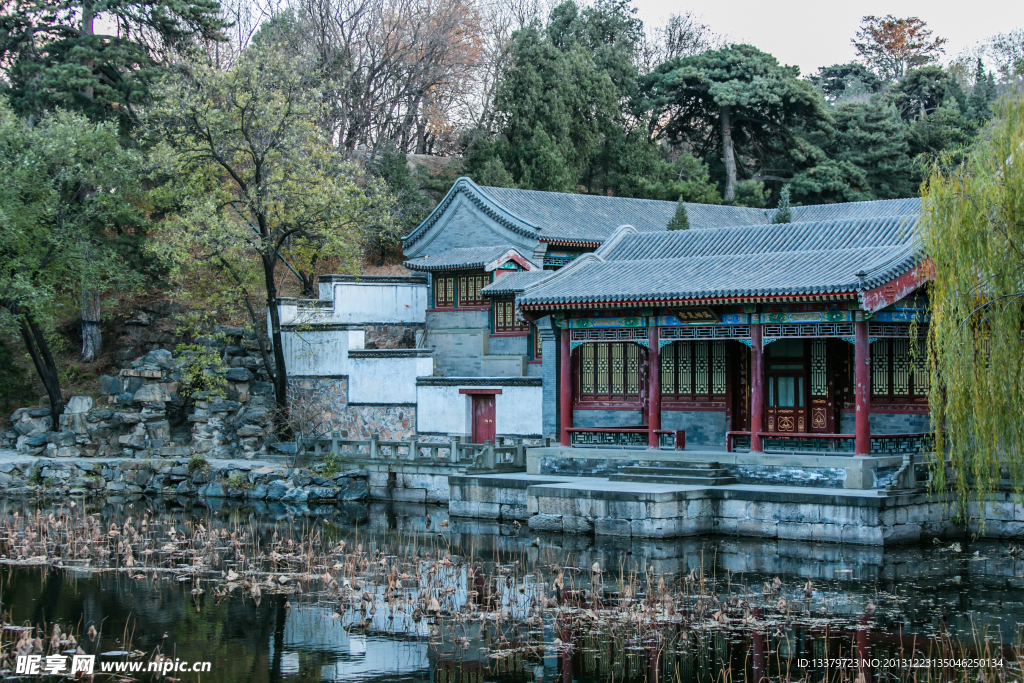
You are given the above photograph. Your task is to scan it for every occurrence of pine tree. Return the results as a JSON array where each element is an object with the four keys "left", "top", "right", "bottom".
[
  {"left": 772, "top": 186, "right": 792, "bottom": 223},
  {"left": 967, "top": 59, "right": 997, "bottom": 122},
  {"left": 666, "top": 199, "right": 689, "bottom": 230},
  {"left": 2, "top": 0, "right": 226, "bottom": 125}
]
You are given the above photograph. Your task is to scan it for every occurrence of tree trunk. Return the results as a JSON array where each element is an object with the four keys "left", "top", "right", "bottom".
[
  {"left": 720, "top": 104, "right": 737, "bottom": 203},
  {"left": 4, "top": 301, "right": 65, "bottom": 419},
  {"left": 80, "top": 290, "right": 102, "bottom": 362},
  {"left": 263, "top": 256, "right": 289, "bottom": 415}
]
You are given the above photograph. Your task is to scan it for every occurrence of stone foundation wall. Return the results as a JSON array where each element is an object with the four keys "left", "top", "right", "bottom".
[
  {"left": 661, "top": 410, "right": 728, "bottom": 446},
  {"left": 839, "top": 411, "right": 931, "bottom": 434},
  {"left": 344, "top": 405, "right": 415, "bottom": 440},
  {"left": 363, "top": 324, "right": 420, "bottom": 349},
  {"left": 0, "top": 456, "right": 368, "bottom": 504},
  {"left": 286, "top": 376, "right": 416, "bottom": 441},
  {"left": 287, "top": 376, "right": 348, "bottom": 430},
  {"left": 449, "top": 474, "right": 1024, "bottom": 545}
]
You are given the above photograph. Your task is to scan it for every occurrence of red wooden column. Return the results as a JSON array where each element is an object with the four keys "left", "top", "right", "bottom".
[
  {"left": 750, "top": 319, "right": 764, "bottom": 452},
  {"left": 647, "top": 325, "right": 661, "bottom": 448},
  {"left": 559, "top": 326, "right": 573, "bottom": 446},
  {"left": 855, "top": 316, "right": 871, "bottom": 455}
]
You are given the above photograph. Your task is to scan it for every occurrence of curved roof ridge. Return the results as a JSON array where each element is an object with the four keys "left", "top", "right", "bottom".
[{"left": 402, "top": 177, "right": 539, "bottom": 248}]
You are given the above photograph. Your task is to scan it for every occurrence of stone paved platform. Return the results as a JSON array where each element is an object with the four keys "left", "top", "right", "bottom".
[{"left": 449, "top": 472, "right": 1024, "bottom": 546}]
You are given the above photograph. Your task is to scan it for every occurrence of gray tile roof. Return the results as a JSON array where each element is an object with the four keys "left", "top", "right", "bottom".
[
  {"left": 480, "top": 269, "right": 553, "bottom": 296},
  {"left": 788, "top": 197, "right": 920, "bottom": 223},
  {"left": 404, "top": 245, "right": 522, "bottom": 271},
  {"left": 403, "top": 177, "right": 924, "bottom": 252},
  {"left": 479, "top": 185, "right": 771, "bottom": 242},
  {"left": 517, "top": 216, "right": 922, "bottom": 307}
]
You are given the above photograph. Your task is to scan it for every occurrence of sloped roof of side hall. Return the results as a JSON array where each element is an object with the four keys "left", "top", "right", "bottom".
[
  {"left": 517, "top": 214, "right": 923, "bottom": 309},
  {"left": 403, "top": 245, "right": 540, "bottom": 272},
  {"left": 403, "top": 177, "right": 922, "bottom": 251}
]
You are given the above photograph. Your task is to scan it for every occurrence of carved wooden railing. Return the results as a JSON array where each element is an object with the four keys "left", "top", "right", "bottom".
[{"left": 726, "top": 431, "right": 933, "bottom": 455}]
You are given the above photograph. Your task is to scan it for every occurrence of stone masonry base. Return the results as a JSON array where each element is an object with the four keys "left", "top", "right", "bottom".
[{"left": 449, "top": 474, "right": 1024, "bottom": 546}]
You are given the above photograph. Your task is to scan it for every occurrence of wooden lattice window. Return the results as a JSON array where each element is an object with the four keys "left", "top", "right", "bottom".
[
  {"left": 661, "top": 340, "right": 726, "bottom": 399},
  {"left": 434, "top": 276, "right": 455, "bottom": 308},
  {"left": 871, "top": 338, "right": 928, "bottom": 404},
  {"left": 577, "top": 342, "right": 642, "bottom": 403},
  {"left": 458, "top": 273, "right": 489, "bottom": 306},
  {"left": 532, "top": 325, "right": 543, "bottom": 359},
  {"left": 494, "top": 299, "right": 527, "bottom": 333}
]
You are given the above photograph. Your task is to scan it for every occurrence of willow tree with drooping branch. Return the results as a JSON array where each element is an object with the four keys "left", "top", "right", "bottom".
[{"left": 920, "top": 97, "right": 1024, "bottom": 522}]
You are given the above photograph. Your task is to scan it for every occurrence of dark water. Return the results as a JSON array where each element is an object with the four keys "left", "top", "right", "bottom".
[{"left": 0, "top": 496, "right": 1021, "bottom": 682}]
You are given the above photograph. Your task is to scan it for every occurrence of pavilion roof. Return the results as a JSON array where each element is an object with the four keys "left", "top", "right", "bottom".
[{"left": 517, "top": 215, "right": 923, "bottom": 309}]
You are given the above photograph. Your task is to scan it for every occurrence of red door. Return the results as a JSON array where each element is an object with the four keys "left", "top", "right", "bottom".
[{"left": 472, "top": 395, "right": 496, "bottom": 444}]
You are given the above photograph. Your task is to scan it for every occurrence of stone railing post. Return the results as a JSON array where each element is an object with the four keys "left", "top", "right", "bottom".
[
  {"left": 408, "top": 437, "right": 418, "bottom": 461},
  {"left": 514, "top": 437, "right": 525, "bottom": 468},
  {"left": 369, "top": 433, "right": 379, "bottom": 460},
  {"left": 331, "top": 431, "right": 339, "bottom": 458},
  {"left": 483, "top": 440, "right": 495, "bottom": 469}
]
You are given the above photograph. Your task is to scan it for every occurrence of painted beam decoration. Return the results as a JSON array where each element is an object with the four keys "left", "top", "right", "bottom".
[
  {"left": 672, "top": 307, "right": 720, "bottom": 323},
  {"left": 861, "top": 260, "right": 934, "bottom": 313},
  {"left": 566, "top": 316, "right": 646, "bottom": 329},
  {"left": 762, "top": 311, "right": 852, "bottom": 324}
]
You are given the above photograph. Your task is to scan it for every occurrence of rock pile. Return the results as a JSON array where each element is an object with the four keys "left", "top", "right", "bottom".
[
  {"left": 4, "top": 327, "right": 277, "bottom": 460},
  {"left": 0, "top": 457, "right": 369, "bottom": 504}
]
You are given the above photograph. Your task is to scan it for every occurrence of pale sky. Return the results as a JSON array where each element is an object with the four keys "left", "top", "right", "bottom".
[{"left": 632, "top": 0, "right": 1024, "bottom": 76}]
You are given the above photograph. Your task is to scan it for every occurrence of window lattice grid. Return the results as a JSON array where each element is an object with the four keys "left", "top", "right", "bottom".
[
  {"left": 711, "top": 341, "right": 726, "bottom": 395},
  {"left": 678, "top": 341, "right": 692, "bottom": 394},
  {"left": 660, "top": 325, "right": 750, "bottom": 340},
  {"left": 610, "top": 344, "right": 625, "bottom": 394},
  {"left": 810, "top": 339, "right": 828, "bottom": 397},
  {"left": 625, "top": 344, "right": 639, "bottom": 394},
  {"left": 763, "top": 323, "right": 855, "bottom": 338},
  {"left": 578, "top": 342, "right": 643, "bottom": 399},
  {"left": 872, "top": 340, "right": 889, "bottom": 396},
  {"left": 695, "top": 341, "right": 709, "bottom": 395},
  {"left": 912, "top": 342, "right": 928, "bottom": 396},
  {"left": 661, "top": 342, "right": 676, "bottom": 394},
  {"left": 571, "top": 328, "right": 648, "bottom": 343},
  {"left": 494, "top": 299, "right": 526, "bottom": 332},
  {"left": 892, "top": 339, "right": 910, "bottom": 396},
  {"left": 458, "top": 274, "right": 489, "bottom": 306},
  {"left": 434, "top": 276, "right": 455, "bottom": 307},
  {"left": 596, "top": 344, "right": 609, "bottom": 394},
  {"left": 533, "top": 326, "right": 543, "bottom": 359},
  {"left": 580, "top": 344, "right": 594, "bottom": 394}
]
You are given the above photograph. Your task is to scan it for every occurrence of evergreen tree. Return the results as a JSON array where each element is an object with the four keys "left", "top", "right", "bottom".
[
  {"left": 1, "top": 0, "right": 226, "bottom": 126},
  {"left": 666, "top": 199, "right": 689, "bottom": 230},
  {"left": 966, "top": 59, "right": 997, "bottom": 122},
  {"left": 808, "top": 63, "right": 883, "bottom": 101},
  {"left": 831, "top": 99, "right": 916, "bottom": 199},
  {"left": 772, "top": 186, "right": 792, "bottom": 223},
  {"left": 640, "top": 44, "right": 831, "bottom": 202}
]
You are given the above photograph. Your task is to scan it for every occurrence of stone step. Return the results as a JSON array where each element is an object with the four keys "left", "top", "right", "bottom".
[
  {"left": 617, "top": 464, "right": 732, "bottom": 477},
  {"left": 608, "top": 472, "right": 738, "bottom": 486},
  {"left": 610, "top": 462, "right": 737, "bottom": 486}
]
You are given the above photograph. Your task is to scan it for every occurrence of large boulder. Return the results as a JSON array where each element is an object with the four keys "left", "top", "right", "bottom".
[
  {"left": 65, "top": 396, "right": 95, "bottom": 414},
  {"left": 133, "top": 383, "right": 171, "bottom": 403}
]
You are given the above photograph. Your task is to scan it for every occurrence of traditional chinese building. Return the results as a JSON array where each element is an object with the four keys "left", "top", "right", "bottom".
[
  {"left": 516, "top": 208, "right": 931, "bottom": 455},
  {"left": 282, "top": 176, "right": 931, "bottom": 458}
]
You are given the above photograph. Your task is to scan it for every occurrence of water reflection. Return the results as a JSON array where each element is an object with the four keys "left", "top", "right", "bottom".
[{"left": 0, "top": 497, "right": 1019, "bottom": 682}]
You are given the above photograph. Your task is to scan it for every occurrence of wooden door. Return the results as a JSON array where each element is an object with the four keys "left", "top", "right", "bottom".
[
  {"left": 472, "top": 395, "right": 496, "bottom": 444},
  {"left": 764, "top": 339, "right": 807, "bottom": 433},
  {"left": 808, "top": 339, "right": 835, "bottom": 433}
]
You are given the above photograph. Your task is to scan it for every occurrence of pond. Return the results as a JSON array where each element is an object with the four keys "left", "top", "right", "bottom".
[{"left": 0, "top": 496, "right": 1020, "bottom": 682}]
